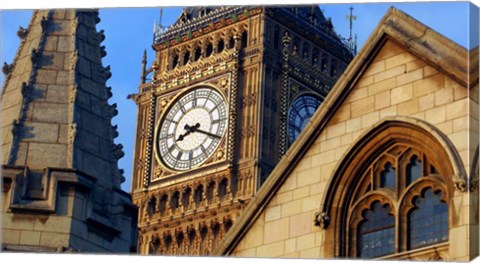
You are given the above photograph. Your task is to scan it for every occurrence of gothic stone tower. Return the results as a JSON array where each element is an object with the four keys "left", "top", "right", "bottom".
[
  {"left": 131, "top": 6, "right": 352, "bottom": 255},
  {"left": 1, "top": 10, "right": 137, "bottom": 252}
]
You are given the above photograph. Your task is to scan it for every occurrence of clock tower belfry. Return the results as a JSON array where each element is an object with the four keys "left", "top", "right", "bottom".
[{"left": 130, "top": 6, "right": 353, "bottom": 255}]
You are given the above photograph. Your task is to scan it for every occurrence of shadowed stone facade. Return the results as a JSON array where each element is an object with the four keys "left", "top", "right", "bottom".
[{"left": 1, "top": 10, "right": 137, "bottom": 252}]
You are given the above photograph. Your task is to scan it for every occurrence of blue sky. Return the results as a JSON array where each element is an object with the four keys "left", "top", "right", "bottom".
[{"left": 1, "top": 2, "right": 478, "bottom": 192}]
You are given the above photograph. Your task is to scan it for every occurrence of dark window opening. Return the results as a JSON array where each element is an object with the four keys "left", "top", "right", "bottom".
[
  {"left": 194, "top": 47, "right": 201, "bottom": 61},
  {"left": 172, "top": 54, "right": 179, "bottom": 69},
  {"left": 183, "top": 51, "right": 190, "bottom": 65},
  {"left": 217, "top": 39, "right": 225, "bottom": 53},
  {"left": 241, "top": 31, "right": 248, "bottom": 48},
  {"left": 206, "top": 43, "right": 213, "bottom": 57}
]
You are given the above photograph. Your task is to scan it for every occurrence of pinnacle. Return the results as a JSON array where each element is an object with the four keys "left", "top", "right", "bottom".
[{"left": 1, "top": 9, "right": 124, "bottom": 189}]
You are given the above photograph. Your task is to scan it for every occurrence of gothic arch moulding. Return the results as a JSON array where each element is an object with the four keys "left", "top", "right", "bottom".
[{"left": 319, "top": 116, "right": 466, "bottom": 258}]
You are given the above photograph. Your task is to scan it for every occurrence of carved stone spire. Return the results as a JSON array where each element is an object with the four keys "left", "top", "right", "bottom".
[{"left": 1, "top": 10, "right": 137, "bottom": 253}]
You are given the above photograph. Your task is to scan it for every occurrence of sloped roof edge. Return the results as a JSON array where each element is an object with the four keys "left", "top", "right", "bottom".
[{"left": 213, "top": 6, "right": 470, "bottom": 256}]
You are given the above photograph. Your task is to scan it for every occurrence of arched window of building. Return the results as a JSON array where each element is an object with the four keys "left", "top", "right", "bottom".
[
  {"left": 357, "top": 202, "right": 395, "bottom": 258},
  {"left": 183, "top": 50, "right": 190, "bottom": 65},
  {"left": 408, "top": 189, "right": 448, "bottom": 250},
  {"left": 206, "top": 42, "right": 213, "bottom": 57},
  {"left": 206, "top": 181, "right": 215, "bottom": 204},
  {"left": 158, "top": 194, "right": 168, "bottom": 215},
  {"left": 217, "top": 39, "right": 225, "bottom": 53},
  {"left": 406, "top": 155, "right": 422, "bottom": 186},
  {"left": 321, "top": 54, "right": 328, "bottom": 72},
  {"left": 182, "top": 187, "right": 192, "bottom": 210},
  {"left": 241, "top": 31, "right": 248, "bottom": 48},
  {"left": 228, "top": 36, "right": 235, "bottom": 49},
  {"left": 347, "top": 144, "right": 449, "bottom": 259},
  {"left": 170, "top": 191, "right": 180, "bottom": 211},
  {"left": 194, "top": 46, "right": 202, "bottom": 61},
  {"left": 194, "top": 184, "right": 204, "bottom": 206},
  {"left": 379, "top": 162, "right": 396, "bottom": 189},
  {"left": 218, "top": 178, "right": 228, "bottom": 201},
  {"left": 321, "top": 120, "right": 459, "bottom": 260},
  {"left": 172, "top": 53, "right": 179, "bottom": 69}
]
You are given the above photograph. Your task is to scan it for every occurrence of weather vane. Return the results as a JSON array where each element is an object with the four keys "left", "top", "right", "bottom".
[
  {"left": 154, "top": 8, "right": 168, "bottom": 41},
  {"left": 346, "top": 5, "right": 358, "bottom": 54}
]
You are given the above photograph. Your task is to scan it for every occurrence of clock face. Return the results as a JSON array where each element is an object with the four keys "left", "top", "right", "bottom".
[
  {"left": 157, "top": 87, "right": 228, "bottom": 171},
  {"left": 288, "top": 95, "right": 322, "bottom": 144}
]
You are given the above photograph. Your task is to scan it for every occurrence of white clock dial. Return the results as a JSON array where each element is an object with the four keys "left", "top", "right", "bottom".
[{"left": 157, "top": 87, "right": 228, "bottom": 171}]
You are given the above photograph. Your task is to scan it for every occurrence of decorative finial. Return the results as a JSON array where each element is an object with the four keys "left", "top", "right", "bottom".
[
  {"left": 141, "top": 49, "right": 147, "bottom": 84},
  {"left": 346, "top": 5, "right": 358, "bottom": 54}
]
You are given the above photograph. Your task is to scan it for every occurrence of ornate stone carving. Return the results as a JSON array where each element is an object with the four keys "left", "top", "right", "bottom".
[
  {"left": 453, "top": 174, "right": 467, "bottom": 192},
  {"left": 470, "top": 175, "right": 479, "bottom": 193},
  {"left": 68, "top": 122, "right": 77, "bottom": 143},
  {"left": 111, "top": 124, "right": 119, "bottom": 138},
  {"left": 314, "top": 211, "right": 330, "bottom": 229},
  {"left": 40, "top": 16, "right": 50, "bottom": 32},
  {"left": 102, "top": 65, "right": 112, "bottom": 80},
  {"left": 96, "top": 29, "right": 106, "bottom": 43},
  {"left": 16, "top": 26, "right": 29, "bottom": 40},
  {"left": 106, "top": 87, "right": 113, "bottom": 99},
  {"left": 71, "top": 50, "right": 79, "bottom": 70},
  {"left": 106, "top": 102, "right": 118, "bottom": 117},
  {"left": 2, "top": 62, "right": 13, "bottom": 76},
  {"left": 21, "top": 82, "right": 30, "bottom": 99},
  {"left": 112, "top": 143, "right": 125, "bottom": 160},
  {"left": 100, "top": 46, "right": 107, "bottom": 57},
  {"left": 31, "top": 48, "right": 41, "bottom": 64},
  {"left": 94, "top": 12, "right": 101, "bottom": 24},
  {"left": 11, "top": 119, "right": 21, "bottom": 135},
  {"left": 69, "top": 85, "right": 77, "bottom": 104}
]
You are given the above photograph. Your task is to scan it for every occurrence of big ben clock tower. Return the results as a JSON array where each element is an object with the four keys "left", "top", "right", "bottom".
[{"left": 130, "top": 6, "right": 353, "bottom": 255}]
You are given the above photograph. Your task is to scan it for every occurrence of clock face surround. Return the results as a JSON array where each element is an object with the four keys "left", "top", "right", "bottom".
[
  {"left": 287, "top": 94, "right": 322, "bottom": 144},
  {"left": 156, "top": 87, "right": 228, "bottom": 171}
]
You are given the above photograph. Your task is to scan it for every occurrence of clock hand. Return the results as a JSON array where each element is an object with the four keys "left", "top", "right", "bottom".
[
  {"left": 176, "top": 123, "right": 200, "bottom": 141},
  {"left": 194, "top": 128, "right": 222, "bottom": 139}
]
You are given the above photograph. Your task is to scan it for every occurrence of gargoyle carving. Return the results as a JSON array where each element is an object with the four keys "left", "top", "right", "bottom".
[
  {"left": 21, "top": 82, "right": 30, "bottom": 98},
  {"left": 100, "top": 46, "right": 107, "bottom": 57},
  {"left": 17, "top": 26, "right": 29, "bottom": 39},
  {"left": 40, "top": 16, "right": 50, "bottom": 32},
  {"left": 31, "top": 49, "right": 41, "bottom": 64},
  {"left": 453, "top": 174, "right": 467, "bottom": 193},
  {"left": 2, "top": 62, "right": 13, "bottom": 75},
  {"left": 112, "top": 143, "right": 124, "bottom": 160},
  {"left": 102, "top": 65, "right": 111, "bottom": 80},
  {"left": 314, "top": 212, "right": 330, "bottom": 229}
]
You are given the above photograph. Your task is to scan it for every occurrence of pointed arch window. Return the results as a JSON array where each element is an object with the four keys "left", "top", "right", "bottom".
[
  {"left": 347, "top": 144, "right": 450, "bottom": 259},
  {"left": 322, "top": 121, "right": 459, "bottom": 260},
  {"left": 379, "top": 162, "right": 396, "bottom": 189},
  {"left": 358, "top": 202, "right": 395, "bottom": 258},
  {"left": 408, "top": 189, "right": 448, "bottom": 250},
  {"left": 406, "top": 155, "right": 422, "bottom": 186}
]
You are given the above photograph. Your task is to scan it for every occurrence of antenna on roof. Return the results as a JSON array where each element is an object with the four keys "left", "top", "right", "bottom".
[{"left": 346, "top": 5, "right": 358, "bottom": 54}]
